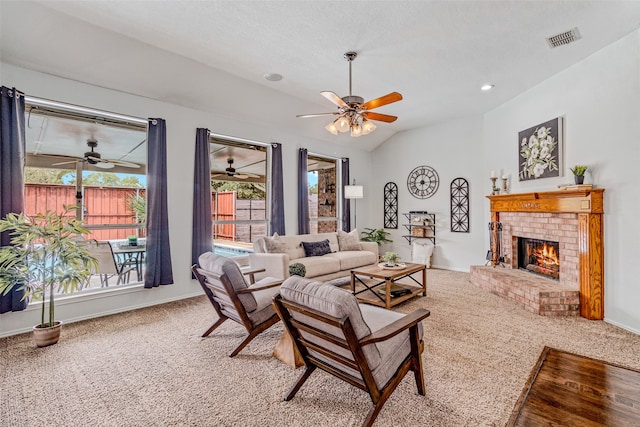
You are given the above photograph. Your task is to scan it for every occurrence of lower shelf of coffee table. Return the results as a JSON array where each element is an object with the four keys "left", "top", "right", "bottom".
[{"left": 353, "top": 282, "right": 424, "bottom": 308}]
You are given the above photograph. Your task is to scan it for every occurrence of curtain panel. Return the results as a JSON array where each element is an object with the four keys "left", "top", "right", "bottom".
[
  {"left": 144, "top": 118, "right": 174, "bottom": 288},
  {"left": 192, "top": 128, "right": 213, "bottom": 268},
  {"left": 297, "top": 148, "right": 310, "bottom": 235},
  {"left": 269, "top": 143, "right": 285, "bottom": 235},
  {"left": 0, "top": 86, "right": 28, "bottom": 313},
  {"left": 341, "top": 158, "right": 351, "bottom": 232}
]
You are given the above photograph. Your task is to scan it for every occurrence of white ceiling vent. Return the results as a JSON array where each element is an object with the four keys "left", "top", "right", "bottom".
[{"left": 546, "top": 27, "right": 582, "bottom": 48}]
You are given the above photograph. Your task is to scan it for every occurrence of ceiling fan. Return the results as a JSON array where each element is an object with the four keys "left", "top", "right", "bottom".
[
  {"left": 297, "top": 51, "right": 402, "bottom": 137},
  {"left": 52, "top": 138, "right": 140, "bottom": 169},
  {"left": 212, "top": 158, "right": 260, "bottom": 179}
]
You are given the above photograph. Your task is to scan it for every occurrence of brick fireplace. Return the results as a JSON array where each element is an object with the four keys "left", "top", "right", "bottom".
[{"left": 470, "top": 189, "right": 605, "bottom": 319}]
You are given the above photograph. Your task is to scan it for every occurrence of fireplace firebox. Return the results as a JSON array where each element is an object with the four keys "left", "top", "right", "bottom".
[{"left": 517, "top": 237, "right": 560, "bottom": 280}]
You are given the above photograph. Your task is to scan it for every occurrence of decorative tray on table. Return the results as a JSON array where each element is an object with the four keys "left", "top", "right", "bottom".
[{"left": 378, "top": 262, "right": 407, "bottom": 270}]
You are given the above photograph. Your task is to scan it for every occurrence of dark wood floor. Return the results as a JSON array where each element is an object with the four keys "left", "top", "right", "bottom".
[{"left": 508, "top": 346, "right": 640, "bottom": 427}]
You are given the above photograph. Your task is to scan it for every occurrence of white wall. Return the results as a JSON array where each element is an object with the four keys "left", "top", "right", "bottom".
[
  {"left": 0, "top": 63, "right": 373, "bottom": 336},
  {"left": 483, "top": 30, "right": 640, "bottom": 333},
  {"left": 371, "top": 116, "right": 486, "bottom": 271}
]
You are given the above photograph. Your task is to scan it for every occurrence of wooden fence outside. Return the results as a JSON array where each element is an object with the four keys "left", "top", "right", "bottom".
[{"left": 24, "top": 184, "right": 266, "bottom": 242}]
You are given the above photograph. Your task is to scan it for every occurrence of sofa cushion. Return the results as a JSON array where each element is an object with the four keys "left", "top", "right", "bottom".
[
  {"left": 301, "top": 239, "right": 332, "bottom": 257},
  {"left": 264, "top": 235, "right": 288, "bottom": 254},
  {"left": 337, "top": 229, "right": 362, "bottom": 251},
  {"left": 325, "top": 250, "right": 377, "bottom": 271},
  {"left": 291, "top": 256, "right": 340, "bottom": 278}
]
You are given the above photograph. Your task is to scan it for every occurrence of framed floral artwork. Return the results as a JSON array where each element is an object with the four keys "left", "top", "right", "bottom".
[{"left": 518, "top": 117, "right": 563, "bottom": 181}]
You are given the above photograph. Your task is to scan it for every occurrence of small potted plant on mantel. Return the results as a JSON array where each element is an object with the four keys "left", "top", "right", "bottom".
[
  {"left": 0, "top": 206, "right": 97, "bottom": 347},
  {"left": 570, "top": 165, "right": 588, "bottom": 185}
]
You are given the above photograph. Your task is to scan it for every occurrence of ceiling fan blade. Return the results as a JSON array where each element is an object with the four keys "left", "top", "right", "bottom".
[
  {"left": 234, "top": 174, "right": 249, "bottom": 179},
  {"left": 108, "top": 159, "right": 141, "bottom": 168},
  {"left": 362, "top": 112, "right": 398, "bottom": 123},
  {"left": 296, "top": 112, "right": 340, "bottom": 118},
  {"left": 243, "top": 172, "right": 260, "bottom": 178},
  {"left": 51, "top": 159, "right": 80, "bottom": 166},
  {"left": 361, "top": 92, "right": 403, "bottom": 110},
  {"left": 320, "top": 91, "right": 349, "bottom": 108}
]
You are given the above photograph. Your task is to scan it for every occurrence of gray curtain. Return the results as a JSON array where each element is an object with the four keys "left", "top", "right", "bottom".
[
  {"left": 144, "top": 118, "right": 174, "bottom": 288},
  {"left": 192, "top": 128, "right": 212, "bottom": 268},
  {"left": 341, "top": 157, "right": 351, "bottom": 232},
  {"left": 0, "top": 86, "right": 28, "bottom": 313},
  {"left": 297, "top": 148, "right": 309, "bottom": 234},
  {"left": 270, "top": 143, "right": 285, "bottom": 235}
]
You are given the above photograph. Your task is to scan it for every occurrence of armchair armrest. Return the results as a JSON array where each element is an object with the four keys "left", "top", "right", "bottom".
[
  {"left": 236, "top": 279, "right": 283, "bottom": 294},
  {"left": 241, "top": 267, "right": 266, "bottom": 284},
  {"left": 360, "top": 309, "right": 430, "bottom": 345}
]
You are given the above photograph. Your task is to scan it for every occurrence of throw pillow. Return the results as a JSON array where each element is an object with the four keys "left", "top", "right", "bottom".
[
  {"left": 264, "top": 236, "right": 288, "bottom": 253},
  {"left": 337, "top": 229, "right": 362, "bottom": 251},
  {"left": 301, "top": 239, "right": 332, "bottom": 257}
]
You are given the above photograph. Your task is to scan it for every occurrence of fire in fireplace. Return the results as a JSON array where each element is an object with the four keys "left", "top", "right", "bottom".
[{"left": 517, "top": 238, "right": 560, "bottom": 280}]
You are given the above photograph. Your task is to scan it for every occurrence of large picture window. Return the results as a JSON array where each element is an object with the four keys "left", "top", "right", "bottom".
[
  {"left": 209, "top": 136, "right": 268, "bottom": 255},
  {"left": 24, "top": 98, "right": 148, "bottom": 290}
]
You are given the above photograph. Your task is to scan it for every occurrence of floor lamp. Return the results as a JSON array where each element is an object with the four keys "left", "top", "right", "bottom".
[{"left": 344, "top": 180, "right": 364, "bottom": 230}]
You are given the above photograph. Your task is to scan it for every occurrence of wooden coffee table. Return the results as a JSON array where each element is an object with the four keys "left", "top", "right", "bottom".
[{"left": 350, "top": 262, "right": 427, "bottom": 309}]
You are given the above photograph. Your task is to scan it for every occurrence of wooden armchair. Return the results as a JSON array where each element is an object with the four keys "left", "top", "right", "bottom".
[
  {"left": 272, "top": 276, "right": 430, "bottom": 427},
  {"left": 192, "top": 252, "right": 282, "bottom": 357}
]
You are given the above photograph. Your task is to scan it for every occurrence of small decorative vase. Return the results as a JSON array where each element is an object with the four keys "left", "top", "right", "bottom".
[
  {"left": 574, "top": 175, "right": 584, "bottom": 185},
  {"left": 33, "top": 321, "right": 63, "bottom": 347},
  {"left": 128, "top": 236, "right": 138, "bottom": 246}
]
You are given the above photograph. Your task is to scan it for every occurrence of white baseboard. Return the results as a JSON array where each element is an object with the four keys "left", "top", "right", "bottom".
[{"left": 604, "top": 318, "right": 640, "bottom": 336}]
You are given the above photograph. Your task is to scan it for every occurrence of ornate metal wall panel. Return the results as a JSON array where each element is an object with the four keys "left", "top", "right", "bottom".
[
  {"left": 450, "top": 178, "right": 469, "bottom": 232},
  {"left": 383, "top": 182, "right": 398, "bottom": 229}
]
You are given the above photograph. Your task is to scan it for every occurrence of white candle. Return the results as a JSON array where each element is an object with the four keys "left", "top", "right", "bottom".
[
  {"left": 491, "top": 170, "right": 496, "bottom": 178},
  {"left": 502, "top": 175, "right": 508, "bottom": 179}
]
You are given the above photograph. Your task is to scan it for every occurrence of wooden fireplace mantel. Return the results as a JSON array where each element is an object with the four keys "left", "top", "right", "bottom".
[{"left": 486, "top": 188, "right": 605, "bottom": 320}]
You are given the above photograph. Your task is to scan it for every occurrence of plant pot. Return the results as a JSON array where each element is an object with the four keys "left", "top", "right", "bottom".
[
  {"left": 574, "top": 175, "right": 585, "bottom": 185},
  {"left": 33, "top": 321, "right": 62, "bottom": 347}
]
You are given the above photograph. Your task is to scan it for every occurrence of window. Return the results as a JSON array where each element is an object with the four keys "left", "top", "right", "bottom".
[
  {"left": 24, "top": 98, "right": 147, "bottom": 290},
  {"left": 307, "top": 154, "right": 338, "bottom": 234},
  {"left": 209, "top": 136, "right": 268, "bottom": 254}
]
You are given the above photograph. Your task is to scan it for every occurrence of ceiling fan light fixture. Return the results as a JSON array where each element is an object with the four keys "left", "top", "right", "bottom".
[
  {"left": 325, "top": 121, "right": 338, "bottom": 135},
  {"left": 361, "top": 118, "right": 376, "bottom": 135},
  {"left": 95, "top": 161, "right": 115, "bottom": 169},
  {"left": 350, "top": 123, "right": 363, "bottom": 137},
  {"left": 336, "top": 116, "right": 350, "bottom": 133}
]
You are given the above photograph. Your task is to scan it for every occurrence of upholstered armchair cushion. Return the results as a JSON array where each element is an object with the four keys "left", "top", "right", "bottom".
[
  {"left": 280, "top": 276, "right": 382, "bottom": 369},
  {"left": 198, "top": 252, "right": 257, "bottom": 312}
]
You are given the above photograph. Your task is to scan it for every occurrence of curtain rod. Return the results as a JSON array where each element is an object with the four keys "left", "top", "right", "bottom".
[
  {"left": 209, "top": 131, "right": 272, "bottom": 148},
  {"left": 25, "top": 95, "right": 148, "bottom": 125},
  {"left": 307, "top": 151, "right": 343, "bottom": 161}
]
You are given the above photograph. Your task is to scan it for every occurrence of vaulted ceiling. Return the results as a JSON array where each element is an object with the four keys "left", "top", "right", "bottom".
[{"left": 2, "top": 1, "right": 640, "bottom": 151}]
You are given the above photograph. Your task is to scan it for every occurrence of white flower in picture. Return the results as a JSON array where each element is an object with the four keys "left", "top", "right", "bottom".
[{"left": 518, "top": 119, "right": 561, "bottom": 181}]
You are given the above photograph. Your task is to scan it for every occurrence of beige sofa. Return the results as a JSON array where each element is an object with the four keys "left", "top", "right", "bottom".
[{"left": 248, "top": 231, "right": 378, "bottom": 281}]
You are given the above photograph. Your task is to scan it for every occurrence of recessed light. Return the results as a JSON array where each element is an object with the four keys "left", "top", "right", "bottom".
[
  {"left": 481, "top": 83, "right": 495, "bottom": 91},
  {"left": 264, "top": 73, "right": 283, "bottom": 82}
]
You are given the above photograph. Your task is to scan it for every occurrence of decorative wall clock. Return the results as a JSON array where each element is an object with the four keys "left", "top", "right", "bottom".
[{"left": 407, "top": 165, "right": 439, "bottom": 199}]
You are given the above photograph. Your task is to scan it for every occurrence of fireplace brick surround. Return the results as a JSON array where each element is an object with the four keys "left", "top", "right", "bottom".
[{"left": 470, "top": 189, "right": 605, "bottom": 319}]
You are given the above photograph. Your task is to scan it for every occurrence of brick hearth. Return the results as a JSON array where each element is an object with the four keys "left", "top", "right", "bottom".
[
  {"left": 470, "top": 189, "right": 604, "bottom": 319},
  {"left": 470, "top": 266, "right": 580, "bottom": 316}
]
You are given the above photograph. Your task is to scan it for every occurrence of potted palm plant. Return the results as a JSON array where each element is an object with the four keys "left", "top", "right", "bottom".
[
  {"left": 0, "top": 206, "right": 97, "bottom": 347},
  {"left": 360, "top": 228, "right": 393, "bottom": 246}
]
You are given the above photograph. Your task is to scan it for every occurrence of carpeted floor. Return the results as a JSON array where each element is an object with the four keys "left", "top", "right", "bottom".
[{"left": 2, "top": 269, "right": 639, "bottom": 427}]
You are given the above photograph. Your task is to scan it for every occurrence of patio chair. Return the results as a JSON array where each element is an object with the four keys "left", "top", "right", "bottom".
[
  {"left": 192, "top": 252, "right": 283, "bottom": 357},
  {"left": 87, "top": 241, "right": 135, "bottom": 287},
  {"left": 272, "top": 276, "right": 430, "bottom": 427}
]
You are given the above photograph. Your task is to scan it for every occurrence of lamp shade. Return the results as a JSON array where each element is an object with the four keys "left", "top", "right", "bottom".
[{"left": 344, "top": 185, "right": 363, "bottom": 199}]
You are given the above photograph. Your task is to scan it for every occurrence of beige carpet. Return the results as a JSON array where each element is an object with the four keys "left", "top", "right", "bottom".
[{"left": 2, "top": 269, "right": 639, "bottom": 427}]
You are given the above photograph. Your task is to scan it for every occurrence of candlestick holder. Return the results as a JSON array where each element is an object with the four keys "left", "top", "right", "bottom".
[
  {"left": 490, "top": 177, "right": 499, "bottom": 195},
  {"left": 501, "top": 177, "right": 508, "bottom": 194}
]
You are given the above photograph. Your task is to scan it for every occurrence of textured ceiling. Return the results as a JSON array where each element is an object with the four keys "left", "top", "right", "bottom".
[{"left": 2, "top": 1, "right": 640, "bottom": 151}]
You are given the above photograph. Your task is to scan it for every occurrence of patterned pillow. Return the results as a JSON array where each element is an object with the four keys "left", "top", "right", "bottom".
[
  {"left": 301, "top": 239, "right": 332, "bottom": 257},
  {"left": 264, "top": 236, "right": 288, "bottom": 253},
  {"left": 337, "top": 229, "right": 362, "bottom": 251}
]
